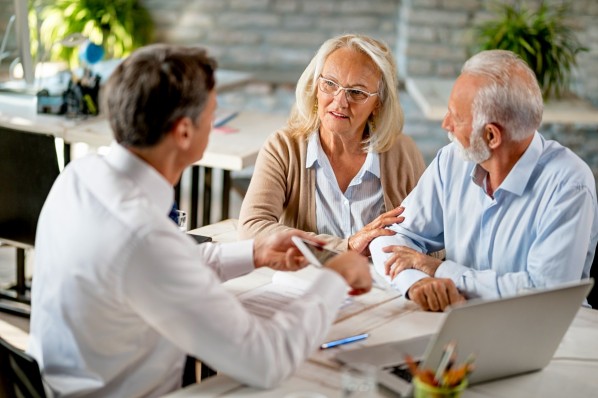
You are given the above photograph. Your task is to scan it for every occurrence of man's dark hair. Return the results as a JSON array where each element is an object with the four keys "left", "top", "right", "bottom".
[{"left": 104, "top": 44, "right": 217, "bottom": 147}]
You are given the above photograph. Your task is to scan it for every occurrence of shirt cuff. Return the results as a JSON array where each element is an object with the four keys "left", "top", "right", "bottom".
[
  {"left": 395, "top": 269, "right": 429, "bottom": 298},
  {"left": 308, "top": 268, "right": 349, "bottom": 312},
  {"left": 218, "top": 240, "right": 255, "bottom": 280},
  {"left": 434, "top": 260, "right": 468, "bottom": 288}
]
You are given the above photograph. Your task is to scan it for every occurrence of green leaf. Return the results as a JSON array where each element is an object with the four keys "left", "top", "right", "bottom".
[{"left": 471, "top": 0, "right": 587, "bottom": 99}]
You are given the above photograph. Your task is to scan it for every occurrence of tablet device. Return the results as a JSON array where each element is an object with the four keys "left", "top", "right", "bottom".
[
  {"left": 187, "top": 233, "right": 212, "bottom": 244},
  {"left": 291, "top": 236, "right": 339, "bottom": 267},
  {"left": 291, "top": 236, "right": 391, "bottom": 291}
]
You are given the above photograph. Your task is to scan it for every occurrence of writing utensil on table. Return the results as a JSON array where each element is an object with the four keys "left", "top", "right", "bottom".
[
  {"left": 320, "top": 333, "right": 369, "bottom": 349},
  {"left": 213, "top": 111, "right": 239, "bottom": 128}
]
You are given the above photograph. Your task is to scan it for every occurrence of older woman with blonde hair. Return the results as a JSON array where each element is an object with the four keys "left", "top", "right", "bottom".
[{"left": 239, "top": 34, "right": 425, "bottom": 253}]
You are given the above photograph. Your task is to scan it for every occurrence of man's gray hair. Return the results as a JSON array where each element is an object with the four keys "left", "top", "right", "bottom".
[{"left": 462, "top": 50, "right": 543, "bottom": 141}]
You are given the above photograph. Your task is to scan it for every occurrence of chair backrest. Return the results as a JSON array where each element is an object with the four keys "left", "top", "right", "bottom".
[
  {"left": 0, "top": 126, "right": 60, "bottom": 246},
  {"left": 0, "top": 336, "right": 47, "bottom": 398}
]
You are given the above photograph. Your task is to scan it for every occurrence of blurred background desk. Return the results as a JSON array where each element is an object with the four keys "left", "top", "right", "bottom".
[
  {"left": 1, "top": 79, "right": 287, "bottom": 230},
  {"left": 65, "top": 111, "right": 287, "bottom": 228}
]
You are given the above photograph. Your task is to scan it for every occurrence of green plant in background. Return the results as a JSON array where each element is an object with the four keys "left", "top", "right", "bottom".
[
  {"left": 31, "top": 0, "right": 153, "bottom": 68},
  {"left": 474, "top": 1, "right": 587, "bottom": 99}
]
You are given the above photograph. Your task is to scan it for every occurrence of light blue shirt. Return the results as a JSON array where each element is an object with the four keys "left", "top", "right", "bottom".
[
  {"left": 306, "top": 132, "right": 384, "bottom": 238},
  {"left": 371, "top": 132, "right": 598, "bottom": 300}
]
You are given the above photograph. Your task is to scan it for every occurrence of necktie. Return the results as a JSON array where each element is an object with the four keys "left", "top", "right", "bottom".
[
  {"left": 168, "top": 201, "right": 179, "bottom": 224},
  {"left": 167, "top": 200, "right": 199, "bottom": 383}
]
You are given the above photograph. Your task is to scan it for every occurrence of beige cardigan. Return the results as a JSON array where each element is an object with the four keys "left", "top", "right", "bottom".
[{"left": 238, "top": 128, "right": 426, "bottom": 251}]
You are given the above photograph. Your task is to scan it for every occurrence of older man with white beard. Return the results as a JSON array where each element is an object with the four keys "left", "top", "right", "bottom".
[{"left": 369, "top": 49, "right": 598, "bottom": 311}]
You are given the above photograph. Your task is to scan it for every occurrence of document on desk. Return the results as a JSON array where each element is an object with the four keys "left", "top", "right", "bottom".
[
  {"left": 238, "top": 272, "right": 307, "bottom": 318},
  {"left": 238, "top": 266, "right": 401, "bottom": 321}
]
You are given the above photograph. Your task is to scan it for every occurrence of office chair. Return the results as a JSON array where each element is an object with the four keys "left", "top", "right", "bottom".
[
  {"left": 0, "top": 126, "right": 60, "bottom": 317},
  {"left": 0, "top": 336, "right": 47, "bottom": 398}
]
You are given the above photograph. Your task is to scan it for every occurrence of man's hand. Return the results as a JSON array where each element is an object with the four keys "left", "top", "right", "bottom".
[
  {"left": 383, "top": 245, "right": 442, "bottom": 279},
  {"left": 408, "top": 278, "right": 465, "bottom": 312},
  {"left": 324, "top": 251, "right": 372, "bottom": 296},
  {"left": 348, "top": 206, "right": 404, "bottom": 256},
  {"left": 253, "top": 230, "right": 324, "bottom": 271}
]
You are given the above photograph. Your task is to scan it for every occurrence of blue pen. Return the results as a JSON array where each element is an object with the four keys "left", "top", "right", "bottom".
[
  {"left": 213, "top": 111, "right": 239, "bottom": 128},
  {"left": 320, "top": 333, "right": 369, "bottom": 349}
]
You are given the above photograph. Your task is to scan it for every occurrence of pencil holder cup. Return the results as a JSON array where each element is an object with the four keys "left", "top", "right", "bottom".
[{"left": 413, "top": 376, "right": 467, "bottom": 398}]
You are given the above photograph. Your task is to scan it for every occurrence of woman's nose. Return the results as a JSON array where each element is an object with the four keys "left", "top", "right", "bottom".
[{"left": 332, "top": 88, "right": 349, "bottom": 107}]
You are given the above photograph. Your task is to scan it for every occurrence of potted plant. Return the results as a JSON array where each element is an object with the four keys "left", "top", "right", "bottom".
[
  {"left": 473, "top": 1, "right": 587, "bottom": 99},
  {"left": 31, "top": 0, "right": 154, "bottom": 67}
]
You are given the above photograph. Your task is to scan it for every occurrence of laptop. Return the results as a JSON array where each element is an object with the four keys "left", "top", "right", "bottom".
[{"left": 336, "top": 279, "right": 594, "bottom": 396}]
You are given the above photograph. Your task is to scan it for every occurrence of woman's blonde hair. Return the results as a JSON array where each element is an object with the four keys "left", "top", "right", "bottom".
[{"left": 287, "top": 34, "right": 403, "bottom": 152}]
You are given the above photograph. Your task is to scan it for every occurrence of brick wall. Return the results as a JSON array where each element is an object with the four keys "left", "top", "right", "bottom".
[
  {"left": 143, "top": 0, "right": 400, "bottom": 82},
  {"left": 398, "top": 0, "right": 598, "bottom": 106}
]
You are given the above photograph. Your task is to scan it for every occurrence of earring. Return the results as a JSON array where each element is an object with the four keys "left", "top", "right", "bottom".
[
  {"left": 369, "top": 116, "right": 376, "bottom": 132},
  {"left": 313, "top": 102, "right": 318, "bottom": 114}
]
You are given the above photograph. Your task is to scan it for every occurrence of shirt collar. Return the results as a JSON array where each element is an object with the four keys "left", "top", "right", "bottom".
[
  {"left": 498, "top": 131, "right": 542, "bottom": 196},
  {"left": 305, "top": 131, "right": 380, "bottom": 178},
  {"left": 306, "top": 131, "right": 319, "bottom": 169},
  {"left": 470, "top": 131, "right": 542, "bottom": 196},
  {"left": 105, "top": 143, "right": 174, "bottom": 215}
]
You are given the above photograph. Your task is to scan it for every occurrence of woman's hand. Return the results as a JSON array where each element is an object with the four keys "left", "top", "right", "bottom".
[{"left": 348, "top": 206, "right": 405, "bottom": 255}]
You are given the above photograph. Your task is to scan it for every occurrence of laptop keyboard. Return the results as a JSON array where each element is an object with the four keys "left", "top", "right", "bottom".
[{"left": 384, "top": 361, "right": 420, "bottom": 382}]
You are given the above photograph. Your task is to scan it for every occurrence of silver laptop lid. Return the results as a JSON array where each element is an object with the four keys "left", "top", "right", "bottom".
[{"left": 421, "top": 279, "right": 593, "bottom": 384}]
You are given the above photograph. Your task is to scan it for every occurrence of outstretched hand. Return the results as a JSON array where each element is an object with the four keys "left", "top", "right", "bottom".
[
  {"left": 253, "top": 229, "right": 325, "bottom": 271},
  {"left": 349, "top": 206, "right": 405, "bottom": 255}
]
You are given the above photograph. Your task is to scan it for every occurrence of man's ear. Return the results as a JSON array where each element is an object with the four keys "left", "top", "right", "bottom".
[
  {"left": 171, "top": 117, "right": 193, "bottom": 150},
  {"left": 485, "top": 123, "right": 502, "bottom": 149}
]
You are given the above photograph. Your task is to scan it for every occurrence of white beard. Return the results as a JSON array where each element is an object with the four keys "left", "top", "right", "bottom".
[{"left": 448, "top": 131, "right": 491, "bottom": 164}]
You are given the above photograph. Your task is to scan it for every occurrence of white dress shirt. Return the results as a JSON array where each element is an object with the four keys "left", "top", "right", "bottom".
[
  {"left": 28, "top": 143, "right": 348, "bottom": 397},
  {"left": 371, "top": 132, "right": 598, "bottom": 300},
  {"left": 306, "top": 132, "right": 384, "bottom": 238}
]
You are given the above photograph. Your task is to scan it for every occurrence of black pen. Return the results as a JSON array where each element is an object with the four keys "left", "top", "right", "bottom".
[{"left": 320, "top": 333, "right": 369, "bottom": 349}]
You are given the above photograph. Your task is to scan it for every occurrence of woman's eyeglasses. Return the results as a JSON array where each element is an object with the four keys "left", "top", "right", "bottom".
[{"left": 317, "top": 76, "right": 379, "bottom": 104}]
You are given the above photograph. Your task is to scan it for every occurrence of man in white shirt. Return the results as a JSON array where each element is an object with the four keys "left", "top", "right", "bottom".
[
  {"left": 370, "top": 50, "right": 598, "bottom": 311},
  {"left": 28, "top": 44, "right": 372, "bottom": 397}
]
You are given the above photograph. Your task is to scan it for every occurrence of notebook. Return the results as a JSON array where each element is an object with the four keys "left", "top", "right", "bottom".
[{"left": 336, "top": 279, "right": 593, "bottom": 396}]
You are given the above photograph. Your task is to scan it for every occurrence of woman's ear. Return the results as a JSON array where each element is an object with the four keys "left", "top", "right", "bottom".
[{"left": 374, "top": 99, "right": 382, "bottom": 113}]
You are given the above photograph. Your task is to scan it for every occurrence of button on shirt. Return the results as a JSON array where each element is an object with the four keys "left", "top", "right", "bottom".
[
  {"left": 306, "top": 132, "right": 384, "bottom": 238},
  {"left": 28, "top": 143, "right": 348, "bottom": 397},
  {"left": 371, "top": 132, "right": 598, "bottom": 300}
]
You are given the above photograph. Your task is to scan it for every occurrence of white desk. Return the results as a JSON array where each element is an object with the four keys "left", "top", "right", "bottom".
[
  {"left": 0, "top": 84, "right": 287, "bottom": 228},
  {"left": 0, "top": 69, "right": 253, "bottom": 134},
  {"left": 172, "top": 224, "right": 598, "bottom": 398},
  {"left": 63, "top": 111, "right": 287, "bottom": 227},
  {"left": 406, "top": 77, "right": 598, "bottom": 124},
  {"left": 166, "top": 300, "right": 598, "bottom": 398},
  {"left": 0, "top": 93, "right": 67, "bottom": 136}
]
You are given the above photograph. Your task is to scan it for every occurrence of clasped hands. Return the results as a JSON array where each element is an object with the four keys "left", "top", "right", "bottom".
[{"left": 383, "top": 245, "right": 465, "bottom": 312}]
